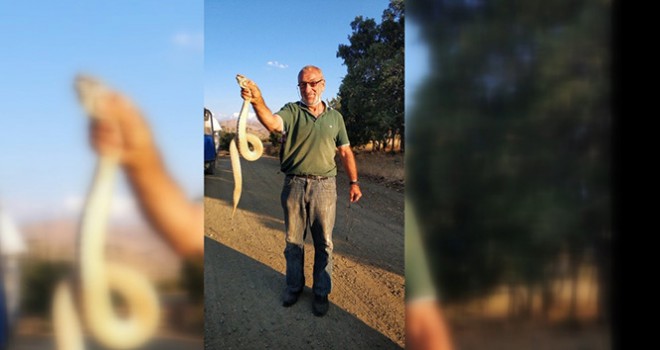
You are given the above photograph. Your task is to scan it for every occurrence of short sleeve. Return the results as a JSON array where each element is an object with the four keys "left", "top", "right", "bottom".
[
  {"left": 336, "top": 113, "right": 350, "bottom": 147},
  {"left": 405, "top": 198, "right": 438, "bottom": 302},
  {"left": 275, "top": 103, "right": 295, "bottom": 133}
]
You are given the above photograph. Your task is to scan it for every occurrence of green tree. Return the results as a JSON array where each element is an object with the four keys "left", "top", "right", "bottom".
[
  {"left": 337, "top": 0, "right": 404, "bottom": 149},
  {"left": 218, "top": 132, "right": 236, "bottom": 151},
  {"left": 327, "top": 96, "right": 341, "bottom": 111},
  {"left": 407, "top": 0, "right": 611, "bottom": 323},
  {"left": 21, "top": 260, "right": 72, "bottom": 315},
  {"left": 180, "top": 257, "right": 203, "bottom": 304}
]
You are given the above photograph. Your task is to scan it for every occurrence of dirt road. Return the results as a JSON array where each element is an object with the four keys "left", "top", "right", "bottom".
[{"left": 204, "top": 154, "right": 404, "bottom": 349}]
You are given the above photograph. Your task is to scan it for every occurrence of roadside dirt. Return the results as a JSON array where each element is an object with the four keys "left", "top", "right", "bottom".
[{"left": 204, "top": 153, "right": 405, "bottom": 349}]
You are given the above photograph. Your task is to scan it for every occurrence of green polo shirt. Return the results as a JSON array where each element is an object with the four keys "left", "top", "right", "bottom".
[{"left": 275, "top": 101, "right": 350, "bottom": 177}]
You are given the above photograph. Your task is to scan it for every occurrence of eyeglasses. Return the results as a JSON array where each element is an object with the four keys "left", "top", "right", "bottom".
[{"left": 297, "top": 79, "right": 324, "bottom": 89}]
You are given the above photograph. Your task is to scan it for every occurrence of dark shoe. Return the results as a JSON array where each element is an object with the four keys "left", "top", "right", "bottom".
[
  {"left": 312, "top": 294, "right": 329, "bottom": 316},
  {"left": 282, "top": 290, "right": 301, "bottom": 307}
]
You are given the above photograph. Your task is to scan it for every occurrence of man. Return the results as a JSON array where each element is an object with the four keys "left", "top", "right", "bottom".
[
  {"left": 405, "top": 198, "right": 455, "bottom": 350},
  {"left": 240, "top": 65, "right": 362, "bottom": 316}
]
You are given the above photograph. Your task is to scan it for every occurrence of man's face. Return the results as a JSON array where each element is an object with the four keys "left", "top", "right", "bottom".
[{"left": 297, "top": 69, "right": 325, "bottom": 107}]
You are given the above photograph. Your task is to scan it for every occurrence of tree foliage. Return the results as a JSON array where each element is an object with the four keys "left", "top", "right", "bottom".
[
  {"left": 407, "top": 0, "right": 612, "bottom": 322},
  {"left": 20, "top": 260, "right": 72, "bottom": 315},
  {"left": 180, "top": 256, "right": 204, "bottom": 304},
  {"left": 218, "top": 132, "right": 236, "bottom": 151},
  {"left": 336, "top": 0, "right": 404, "bottom": 148}
]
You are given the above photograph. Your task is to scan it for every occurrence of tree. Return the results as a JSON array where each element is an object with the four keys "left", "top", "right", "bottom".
[
  {"left": 337, "top": 0, "right": 404, "bottom": 149},
  {"left": 407, "top": 0, "right": 612, "bottom": 323},
  {"left": 21, "top": 260, "right": 72, "bottom": 315},
  {"left": 218, "top": 132, "right": 236, "bottom": 152}
]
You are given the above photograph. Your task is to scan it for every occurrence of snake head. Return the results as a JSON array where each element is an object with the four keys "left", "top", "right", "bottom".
[
  {"left": 236, "top": 74, "right": 250, "bottom": 89},
  {"left": 75, "top": 74, "right": 110, "bottom": 119}
]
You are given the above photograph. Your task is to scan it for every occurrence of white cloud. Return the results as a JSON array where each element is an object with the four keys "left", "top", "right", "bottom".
[
  {"left": 267, "top": 61, "right": 289, "bottom": 69},
  {"left": 4, "top": 195, "right": 88, "bottom": 224},
  {"left": 4, "top": 193, "right": 141, "bottom": 226},
  {"left": 50, "top": 194, "right": 140, "bottom": 221},
  {"left": 63, "top": 194, "right": 140, "bottom": 222},
  {"left": 232, "top": 112, "right": 256, "bottom": 119},
  {"left": 172, "top": 32, "right": 203, "bottom": 51},
  {"left": 63, "top": 195, "right": 84, "bottom": 214},
  {"left": 109, "top": 195, "right": 140, "bottom": 222}
]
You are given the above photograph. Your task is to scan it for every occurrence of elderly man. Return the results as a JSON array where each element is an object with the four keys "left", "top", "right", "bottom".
[{"left": 240, "top": 65, "right": 362, "bottom": 316}]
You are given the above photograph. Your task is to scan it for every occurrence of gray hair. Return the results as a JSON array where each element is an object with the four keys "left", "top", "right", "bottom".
[{"left": 298, "top": 65, "right": 324, "bottom": 80}]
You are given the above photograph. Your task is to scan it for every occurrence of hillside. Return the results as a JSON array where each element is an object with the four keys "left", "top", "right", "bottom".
[
  {"left": 219, "top": 118, "right": 271, "bottom": 140},
  {"left": 19, "top": 219, "right": 182, "bottom": 281}
]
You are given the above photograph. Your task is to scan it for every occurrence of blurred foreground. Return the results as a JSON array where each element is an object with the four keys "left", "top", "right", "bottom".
[
  {"left": 4, "top": 218, "right": 202, "bottom": 350},
  {"left": 406, "top": 0, "right": 615, "bottom": 348}
]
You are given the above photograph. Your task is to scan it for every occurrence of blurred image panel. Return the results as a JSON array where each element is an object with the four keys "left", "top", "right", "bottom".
[
  {"left": 1, "top": 1, "right": 203, "bottom": 349},
  {"left": 406, "top": 0, "right": 614, "bottom": 349}
]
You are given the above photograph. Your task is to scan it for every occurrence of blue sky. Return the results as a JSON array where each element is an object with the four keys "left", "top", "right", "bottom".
[
  {"left": 204, "top": 0, "right": 392, "bottom": 121},
  {"left": 0, "top": 0, "right": 424, "bottom": 225},
  {"left": 0, "top": 1, "right": 203, "bottom": 223},
  {"left": 405, "top": 20, "right": 430, "bottom": 119}
]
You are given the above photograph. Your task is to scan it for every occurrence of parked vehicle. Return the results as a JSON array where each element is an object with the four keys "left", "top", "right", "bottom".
[{"left": 204, "top": 108, "right": 221, "bottom": 175}]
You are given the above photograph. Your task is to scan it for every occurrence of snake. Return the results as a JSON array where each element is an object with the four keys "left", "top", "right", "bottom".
[
  {"left": 51, "top": 75, "right": 161, "bottom": 350},
  {"left": 229, "top": 74, "right": 264, "bottom": 216}
]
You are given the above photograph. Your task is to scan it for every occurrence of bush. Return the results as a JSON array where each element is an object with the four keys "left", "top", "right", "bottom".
[
  {"left": 21, "top": 260, "right": 73, "bottom": 315},
  {"left": 218, "top": 132, "right": 236, "bottom": 151},
  {"left": 180, "top": 256, "right": 204, "bottom": 304}
]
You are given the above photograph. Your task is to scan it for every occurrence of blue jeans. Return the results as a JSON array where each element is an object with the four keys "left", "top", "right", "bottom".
[{"left": 281, "top": 175, "right": 337, "bottom": 297}]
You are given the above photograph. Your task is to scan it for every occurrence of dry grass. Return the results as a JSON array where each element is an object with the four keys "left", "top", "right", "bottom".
[
  {"left": 245, "top": 143, "right": 405, "bottom": 191},
  {"left": 445, "top": 265, "right": 602, "bottom": 323},
  {"left": 341, "top": 150, "right": 404, "bottom": 192}
]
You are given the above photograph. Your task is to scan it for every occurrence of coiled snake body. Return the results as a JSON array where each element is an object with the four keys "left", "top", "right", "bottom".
[
  {"left": 52, "top": 75, "right": 160, "bottom": 350},
  {"left": 229, "top": 74, "right": 263, "bottom": 216}
]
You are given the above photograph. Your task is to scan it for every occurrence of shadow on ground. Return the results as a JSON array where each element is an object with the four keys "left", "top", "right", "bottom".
[{"left": 204, "top": 237, "right": 402, "bottom": 349}]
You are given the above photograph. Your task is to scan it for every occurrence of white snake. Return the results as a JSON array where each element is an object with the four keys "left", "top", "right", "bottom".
[
  {"left": 229, "top": 74, "right": 264, "bottom": 216},
  {"left": 52, "top": 75, "right": 160, "bottom": 350}
]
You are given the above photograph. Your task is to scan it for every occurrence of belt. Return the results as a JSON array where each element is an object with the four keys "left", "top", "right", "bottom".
[{"left": 286, "top": 174, "right": 329, "bottom": 180}]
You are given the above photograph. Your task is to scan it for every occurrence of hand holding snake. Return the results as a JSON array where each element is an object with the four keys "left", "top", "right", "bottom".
[
  {"left": 52, "top": 75, "right": 161, "bottom": 350},
  {"left": 230, "top": 74, "right": 264, "bottom": 216}
]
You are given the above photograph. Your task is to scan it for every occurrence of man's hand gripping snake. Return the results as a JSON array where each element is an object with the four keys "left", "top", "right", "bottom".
[
  {"left": 51, "top": 75, "right": 160, "bottom": 350},
  {"left": 229, "top": 74, "right": 264, "bottom": 217}
]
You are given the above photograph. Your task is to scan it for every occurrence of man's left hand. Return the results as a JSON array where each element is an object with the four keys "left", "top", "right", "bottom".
[{"left": 349, "top": 184, "right": 362, "bottom": 203}]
